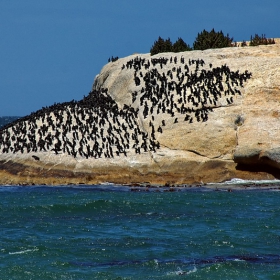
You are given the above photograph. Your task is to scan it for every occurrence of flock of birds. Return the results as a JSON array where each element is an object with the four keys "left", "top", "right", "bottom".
[{"left": 0, "top": 54, "right": 252, "bottom": 159}]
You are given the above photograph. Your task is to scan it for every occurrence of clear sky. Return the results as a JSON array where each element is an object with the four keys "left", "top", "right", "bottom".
[{"left": 0, "top": 0, "right": 279, "bottom": 116}]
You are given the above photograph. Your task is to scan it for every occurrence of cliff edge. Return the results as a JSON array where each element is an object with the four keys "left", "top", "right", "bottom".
[{"left": 0, "top": 40, "right": 280, "bottom": 185}]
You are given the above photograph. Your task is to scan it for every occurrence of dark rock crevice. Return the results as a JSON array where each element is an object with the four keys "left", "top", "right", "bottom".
[
  {"left": 236, "top": 163, "right": 280, "bottom": 179},
  {"left": 234, "top": 147, "right": 280, "bottom": 178}
]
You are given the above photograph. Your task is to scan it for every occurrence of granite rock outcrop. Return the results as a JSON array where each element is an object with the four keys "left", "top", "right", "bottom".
[{"left": 0, "top": 40, "right": 280, "bottom": 185}]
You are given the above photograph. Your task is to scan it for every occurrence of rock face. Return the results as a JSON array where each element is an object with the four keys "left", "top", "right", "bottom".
[{"left": 0, "top": 40, "right": 280, "bottom": 185}]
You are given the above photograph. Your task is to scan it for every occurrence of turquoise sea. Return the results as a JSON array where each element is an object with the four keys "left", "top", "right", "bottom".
[{"left": 1, "top": 183, "right": 280, "bottom": 279}]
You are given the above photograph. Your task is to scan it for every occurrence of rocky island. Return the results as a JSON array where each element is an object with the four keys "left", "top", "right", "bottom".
[{"left": 0, "top": 40, "right": 280, "bottom": 186}]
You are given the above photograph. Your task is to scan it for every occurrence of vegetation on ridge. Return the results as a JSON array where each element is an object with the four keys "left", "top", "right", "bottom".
[
  {"left": 148, "top": 29, "right": 275, "bottom": 56},
  {"left": 150, "top": 37, "right": 191, "bottom": 56},
  {"left": 193, "top": 29, "right": 233, "bottom": 50},
  {"left": 249, "top": 34, "right": 275, "bottom": 46}
]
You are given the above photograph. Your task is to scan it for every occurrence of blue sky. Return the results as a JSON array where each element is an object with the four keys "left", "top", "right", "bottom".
[{"left": 0, "top": 0, "right": 279, "bottom": 116}]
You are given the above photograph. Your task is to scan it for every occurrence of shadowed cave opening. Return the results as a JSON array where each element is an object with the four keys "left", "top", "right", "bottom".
[{"left": 236, "top": 163, "right": 280, "bottom": 179}]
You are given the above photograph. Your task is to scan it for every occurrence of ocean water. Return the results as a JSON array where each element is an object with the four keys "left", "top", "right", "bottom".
[{"left": 1, "top": 184, "right": 280, "bottom": 279}]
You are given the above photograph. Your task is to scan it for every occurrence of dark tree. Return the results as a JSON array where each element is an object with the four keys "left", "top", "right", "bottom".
[
  {"left": 193, "top": 28, "right": 233, "bottom": 50},
  {"left": 150, "top": 36, "right": 173, "bottom": 56},
  {"left": 164, "top": 38, "right": 173, "bottom": 52},
  {"left": 249, "top": 34, "right": 275, "bottom": 46},
  {"left": 172, "top": 37, "right": 192, "bottom": 52}
]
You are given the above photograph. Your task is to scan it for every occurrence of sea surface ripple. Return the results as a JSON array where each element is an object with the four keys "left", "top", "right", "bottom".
[{"left": 0, "top": 184, "right": 280, "bottom": 279}]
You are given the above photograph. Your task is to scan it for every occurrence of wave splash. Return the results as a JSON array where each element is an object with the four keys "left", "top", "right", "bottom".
[
  {"left": 9, "top": 248, "right": 39, "bottom": 255},
  {"left": 167, "top": 266, "right": 197, "bottom": 276}
]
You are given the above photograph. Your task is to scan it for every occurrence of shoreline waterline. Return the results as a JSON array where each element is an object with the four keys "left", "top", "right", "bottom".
[{"left": 1, "top": 178, "right": 280, "bottom": 191}]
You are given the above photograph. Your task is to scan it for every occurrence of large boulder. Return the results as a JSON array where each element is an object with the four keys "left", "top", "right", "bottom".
[{"left": 0, "top": 40, "right": 280, "bottom": 185}]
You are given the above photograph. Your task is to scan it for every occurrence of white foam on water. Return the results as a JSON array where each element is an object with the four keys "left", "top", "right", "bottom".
[
  {"left": 167, "top": 266, "right": 197, "bottom": 276},
  {"left": 233, "top": 258, "right": 245, "bottom": 262},
  {"left": 9, "top": 248, "right": 39, "bottom": 255},
  {"left": 186, "top": 266, "right": 197, "bottom": 274},
  {"left": 208, "top": 178, "right": 280, "bottom": 185}
]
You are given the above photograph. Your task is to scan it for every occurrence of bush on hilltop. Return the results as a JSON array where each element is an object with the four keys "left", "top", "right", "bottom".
[
  {"left": 172, "top": 37, "right": 192, "bottom": 52},
  {"left": 150, "top": 37, "right": 173, "bottom": 56},
  {"left": 148, "top": 29, "right": 276, "bottom": 56},
  {"left": 193, "top": 28, "right": 234, "bottom": 50},
  {"left": 249, "top": 34, "right": 275, "bottom": 46}
]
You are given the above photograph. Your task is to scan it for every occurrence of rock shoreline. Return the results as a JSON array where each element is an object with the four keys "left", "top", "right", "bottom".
[{"left": 1, "top": 178, "right": 280, "bottom": 192}]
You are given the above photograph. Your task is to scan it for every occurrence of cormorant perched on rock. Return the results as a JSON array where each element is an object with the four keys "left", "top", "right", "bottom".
[
  {"left": 32, "top": 155, "right": 40, "bottom": 161},
  {"left": 0, "top": 54, "right": 252, "bottom": 161}
]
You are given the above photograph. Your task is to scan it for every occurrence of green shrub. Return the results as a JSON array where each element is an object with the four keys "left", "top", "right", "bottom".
[
  {"left": 149, "top": 30, "right": 275, "bottom": 55},
  {"left": 150, "top": 37, "right": 192, "bottom": 55},
  {"left": 249, "top": 34, "right": 275, "bottom": 46},
  {"left": 172, "top": 37, "right": 192, "bottom": 52},
  {"left": 150, "top": 36, "right": 173, "bottom": 56},
  {"left": 193, "top": 28, "right": 233, "bottom": 50}
]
